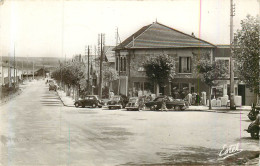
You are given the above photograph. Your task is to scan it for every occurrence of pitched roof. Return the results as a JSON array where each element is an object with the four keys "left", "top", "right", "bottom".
[{"left": 114, "top": 22, "right": 216, "bottom": 50}]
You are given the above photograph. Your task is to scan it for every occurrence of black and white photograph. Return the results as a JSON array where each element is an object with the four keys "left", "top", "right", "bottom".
[{"left": 0, "top": 0, "right": 259, "bottom": 165}]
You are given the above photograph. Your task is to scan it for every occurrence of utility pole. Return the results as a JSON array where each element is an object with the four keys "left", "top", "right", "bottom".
[
  {"left": 8, "top": 53, "right": 11, "bottom": 88},
  {"left": 115, "top": 27, "right": 120, "bottom": 95},
  {"left": 33, "top": 61, "right": 34, "bottom": 80},
  {"left": 27, "top": 56, "right": 29, "bottom": 81},
  {"left": 22, "top": 60, "right": 23, "bottom": 82},
  {"left": 230, "top": 0, "right": 236, "bottom": 110},
  {"left": 13, "top": 44, "right": 16, "bottom": 87},
  {"left": 87, "top": 45, "right": 90, "bottom": 94},
  {"left": 98, "top": 33, "right": 104, "bottom": 98}
]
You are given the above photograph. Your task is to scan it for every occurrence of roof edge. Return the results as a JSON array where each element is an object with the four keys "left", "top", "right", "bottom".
[{"left": 155, "top": 22, "right": 216, "bottom": 48}]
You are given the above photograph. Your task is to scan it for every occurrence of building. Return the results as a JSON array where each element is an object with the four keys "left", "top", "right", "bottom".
[
  {"left": 114, "top": 22, "right": 216, "bottom": 97},
  {"left": 214, "top": 45, "right": 256, "bottom": 105}
]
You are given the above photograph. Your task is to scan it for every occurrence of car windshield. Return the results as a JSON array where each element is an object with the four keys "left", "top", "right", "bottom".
[
  {"left": 111, "top": 96, "right": 120, "bottom": 100},
  {"left": 129, "top": 98, "right": 138, "bottom": 102},
  {"left": 95, "top": 96, "right": 101, "bottom": 100}
]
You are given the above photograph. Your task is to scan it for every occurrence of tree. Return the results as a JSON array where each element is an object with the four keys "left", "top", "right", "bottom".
[
  {"left": 143, "top": 54, "right": 175, "bottom": 95},
  {"left": 233, "top": 15, "right": 260, "bottom": 103},
  {"left": 51, "top": 61, "right": 85, "bottom": 98},
  {"left": 197, "top": 60, "right": 227, "bottom": 110},
  {"left": 102, "top": 65, "right": 118, "bottom": 96}
]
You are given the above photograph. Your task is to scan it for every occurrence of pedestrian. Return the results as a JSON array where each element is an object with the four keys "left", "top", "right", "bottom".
[{"left": 160, "top": 96, "right": 168, "bottom": 112}]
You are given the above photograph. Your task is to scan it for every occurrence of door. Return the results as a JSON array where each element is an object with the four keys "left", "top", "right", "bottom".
[
  {"left": 238, "top": 85, "right": 245, "bottom": 105},
  {"left": 159, "top": 86, "right": 165, "bottom": 95}
]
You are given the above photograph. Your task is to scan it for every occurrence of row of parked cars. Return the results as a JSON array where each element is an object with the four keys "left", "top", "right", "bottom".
[{"left": 74, "top": 95, "right": 188, "bottom": 111}]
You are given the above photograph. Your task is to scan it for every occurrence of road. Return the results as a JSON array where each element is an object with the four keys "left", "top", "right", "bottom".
[{"left": 0, "top": 80, "right": 259, "bottom": 166}]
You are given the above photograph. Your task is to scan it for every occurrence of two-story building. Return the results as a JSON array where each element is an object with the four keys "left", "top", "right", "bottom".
[{"left": 114, "top": 22, "right": 216, "bottom": 97}]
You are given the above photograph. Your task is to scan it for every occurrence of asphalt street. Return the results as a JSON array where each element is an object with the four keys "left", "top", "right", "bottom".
[{"left": 0, "top": 80, "right": 259, "bottom": 166}]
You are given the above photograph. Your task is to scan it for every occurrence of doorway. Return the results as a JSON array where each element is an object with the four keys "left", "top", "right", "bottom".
[{"left": 238, "top": 84, "right": 245, "bottom": 105}]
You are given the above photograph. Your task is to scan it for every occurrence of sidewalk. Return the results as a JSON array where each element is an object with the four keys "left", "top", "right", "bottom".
[
  {"left": 186, "top": 105, "right": 251, "bottom": 112},
  {"left": 56, "top": 90, "right": 75, "bottom": 107},
  {"left": 56, "top": 90, "right": 252, "bottom": 111}
]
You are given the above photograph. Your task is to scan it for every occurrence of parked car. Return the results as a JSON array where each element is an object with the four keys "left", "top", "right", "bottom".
[
  {"left": 125, "top": 97, "right": 145, "bottom": 111},
  {"left": 74, "top": 95, "right": 103, "bottom": 108},
  {"left": 107, "top": 95, "right": 128, "bottom": 109},
  {"left": 145, "top": 96, "right": 187, "bottom": 111},
  {"left": 49, "top": 82, "right": 57, "bottom": 91}
]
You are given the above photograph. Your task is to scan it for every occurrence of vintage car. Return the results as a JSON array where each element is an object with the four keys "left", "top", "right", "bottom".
[
  {"left": 49, "top": 81, "right": 57, "bottom": 91},
  {"left": 107, "top": 95, "right": 128, "bottom": 109},
  {"left": 125, "top": 97, "right": 145, "bottom": 111},
  {"left": 145, "top": 96, "right": 187, "bottom": 111},
  {"left": 74, "top": 95, "right": 103, "bottom": 108}
]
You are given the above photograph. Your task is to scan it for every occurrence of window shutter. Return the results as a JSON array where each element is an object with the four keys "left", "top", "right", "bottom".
[
  {"left": 179, "top": 57, "right": 182, "bottom": 73},
  {"left": 190, "top": 57, "right": 192, "bottom": 73}
]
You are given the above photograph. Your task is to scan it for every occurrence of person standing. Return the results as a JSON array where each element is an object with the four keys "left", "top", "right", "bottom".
[{"left": 161, "top": 96, "right": 168, "bottom": 112}]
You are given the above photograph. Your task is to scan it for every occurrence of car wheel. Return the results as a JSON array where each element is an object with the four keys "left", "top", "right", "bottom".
[
  {"left": 82, "top": 105, "right": 85, "bottom": 108},
  {"left": 98, "top": 106, "right": 102, "bottom": 108},
  {"left": 175, "top": 106, "right": 181, "bottom": 111},
  {"left": 92, "top": 103, "right": 97, "bottom": 108},
  {"left": 75, "top": 103, "right": 79, "bottom": 108},
  {"left": 126, "top": 109, "right": 130, "bottom": 111},
  {"left": 150, "top": 105, "right": 155, "bottom": 111},
  {"left": 108, "top": 106, "right": 111, "bottom": 110}
]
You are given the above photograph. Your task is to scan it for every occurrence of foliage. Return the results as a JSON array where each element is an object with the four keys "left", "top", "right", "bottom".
[
  {"left": 233, "top": 15, "right": 260, "bottom": 95},
  {"left": 197, "top": 60, "right": 227, "bottom": 87},
  {"left": 103, "top": 64, "right": 118, "bottom": 84},
  {"left": 143, "top": 54, "right": 175, "bottom": 86},
  {"left": 51, "top": 61, "right": 85, "bottom": 88}
]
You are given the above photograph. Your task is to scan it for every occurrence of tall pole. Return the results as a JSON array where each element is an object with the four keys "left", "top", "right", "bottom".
[
  {"left": 8, "top": 54, "right": 11, "bottom": 87},
  {"left": 13, "top": 44, "right": 16, "bottom": 87},
  {"left": 87, "top": 45, "right": 90, "bottom": 94},
  {"left": 99, "top": 34, "right": 104, "bottom": 98},
  {"left": 33, "top": 61, "right": 34, "bottom": 80},
  {"left": 22, "top": 60, "right": 23, "bottom": 82},
  {"left": 230, "top": 0, "right": 236, "bottom": 110}
]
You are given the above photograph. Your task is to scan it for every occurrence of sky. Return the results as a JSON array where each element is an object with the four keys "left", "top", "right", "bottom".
[{"left": 0, "top": 0, "right": 259, "bottom": 58}]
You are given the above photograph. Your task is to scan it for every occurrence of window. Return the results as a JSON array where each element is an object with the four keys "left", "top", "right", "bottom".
[
  {"left": 123, "top": 57, "right": 126, "bottom": 71},
  {"left": 120, "top": 57, "right": 123, "bottom": 71},
  {"left": 179, "top": 57, "right": 191, "bottom": 73},
  {"left": 89, "top": 96, "right": 94, "bottom": 100},
  {"left": 118, "top": 56, "right": 127, "bottom": 72},
  {"left": 155, "top": 97, "right": 163, "bottom": 102}
]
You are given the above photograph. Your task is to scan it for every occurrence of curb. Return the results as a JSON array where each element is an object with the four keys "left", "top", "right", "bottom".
[
  {"left": 56, "top": 91, "right": 66, "bottom": 106},
  {"left": 56, "top": 91, "right": 75, "bottom": 107}
]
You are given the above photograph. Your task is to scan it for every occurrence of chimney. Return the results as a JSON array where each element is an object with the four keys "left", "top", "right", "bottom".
[{"left": 191, "top": 32, "right": 195, "bottom": 37}]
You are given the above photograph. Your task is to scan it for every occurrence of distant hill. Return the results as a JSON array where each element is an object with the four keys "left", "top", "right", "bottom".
[{"left": 1, "top": 56, "right": 69, "bottom": 71}]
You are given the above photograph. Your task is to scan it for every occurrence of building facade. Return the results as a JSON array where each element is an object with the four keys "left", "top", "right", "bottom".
[
  {"left": 214, "top": 45, "right": 256, "bottom": 105},
  {"left": 114, "top": 22, "right": 216, "bottom": 98}
]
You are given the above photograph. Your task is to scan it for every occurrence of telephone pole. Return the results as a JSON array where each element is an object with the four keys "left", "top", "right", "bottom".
[
  {"left": 13, "top": 44, "right": 16, "bottom": 87},
  {"left": 87, "top": 45, "right": 90, "bottom": 94},
  {"left": 230, "top": 0, "right": 236, "bottom": 110},
  {"left": 98, "top": 34, "right": 104, "bottom": 98},
  {"left": 32, "top": 61, "right": 34, "bottom": 80}
]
